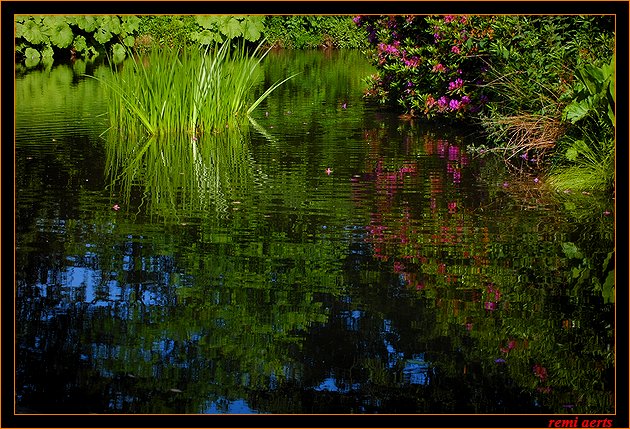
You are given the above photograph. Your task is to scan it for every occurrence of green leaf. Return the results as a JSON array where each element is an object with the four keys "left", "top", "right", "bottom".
[
  {"left": 561, "top": 242, "right": 583, "bottom": 259},
  {"left": 563, "top": 99, "right": 590, "bottom": 123},
  {"left": 112, "top": 43, "right": 126, "bottom": 63},
  {"left": 100, "top": 16, "right": 121, "bottom": 34},
  {"left": 21, "top": 19, "right": 48, "bottom": 44},
  {"left": 123, "top": 35, "right": 135, "bottom": 47},
  {"left": 195, "top": 15, "right": 220, "bottom": 29},
  {"left": 221, "top": 17, "right": 243, "bottom": 39},
  {"left": 602, "top": 269, "right": 614, "bottom": 303},
  {"left": 76, "top": 16, "right": 97, "bottom": 32},
  {"left": 47, "top": 21, "right": 74, "bottom": 48},
  {"left": 94, "top": 27, "right": 112, "bottom": 44},
  {"left": 243, "top": 18, "right": 264, "bottom": 42},
  {"left": 192, "top": 29, "right": 222, "bottom": 45},
  {"left": 121, "top": 16, "right": 140, "bottom": 34},
  {"left": 565, "top": 146, "right": 579, "bottom": 161},
  {"left": 24, "top": 46, "right": 40, "bottom": 60},
  {"left": 41, "top": 45, "right": 54, "bottom": 59},
  {"left": 73, "top": 34, "right": 87, "bottom": 52}
]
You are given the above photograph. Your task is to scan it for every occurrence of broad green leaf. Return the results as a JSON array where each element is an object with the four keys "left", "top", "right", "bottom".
[
  {"left": 76, "top": 16, "right": 97, "bottom": 32},
  {"left": 123, "top": 35, "right": 135, "bottom": 47},
  {"left": 41, "top": 45, "right": 54, "bottom": 59},
  {"left": 94, "top": 27, "right": 112, "bottom": 44},
  {"left": 243, "top": 18, "right": 264, "bottom": 42},
  {"left": 121, "top": 16, "right": 140, "bottom": 34},
  {"left": 21, "top": 19, "right": 48, "bottom": 44},
  {"left": 24, "top": 46, "right": 40, "bottom": 60},
  {"left": 563, "top": 99, "right": 590, "bottom": 123},
  {"left": 112, "top": 43, "right": 126, "bottom": 63},
  {"left": 195, "top": 16, "right": 220, "bottom": 29},
  {"left": 221, "top": 17, "right": 243, "bottom": 39},
  {"left": 565, "top": 146, "right": 579, "bottom": 161},
  {"left": 73, "top": 34, "right": 87, "bottom": 52},
  {"left": 48, "top": 21, "right": 74, "bottom": 48},
  {"left": 192, "top": 29, "right": 222, "bottom": 45},
  {"left": 99, "top": 16, "right": 121, "bottom": 34}
]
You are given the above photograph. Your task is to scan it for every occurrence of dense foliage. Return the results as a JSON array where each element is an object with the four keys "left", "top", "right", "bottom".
[
  {"left": 262, "top": 15, "right": 366, "bottom": 49},
  {"left": 15, "top": 15, "right": 364, "bottom": 68},
  {"left": 353, "top": 14, "right": 615, "bottom": 193}
]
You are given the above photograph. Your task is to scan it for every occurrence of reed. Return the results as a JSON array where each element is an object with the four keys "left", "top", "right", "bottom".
[{"left": 92, "top": 41, "right": 297, "bottom": 137}]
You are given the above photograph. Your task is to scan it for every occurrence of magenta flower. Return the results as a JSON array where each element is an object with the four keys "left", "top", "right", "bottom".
[
  {"left": 449, "top": 99, "right": 461, "bottom": 110},
  {"left": 461, "top": 95, "right": 471, "bottom": 104},
  {"left": 444, "top": 15, "right": 455, "bottom": 23},
  {"left": 451, "top": 45, "right": 461, "bottom": 54},
  {"left": 437, "top": 96, "right": 449, "bottom": 110},
  {"left": 448, "top": 78, "right": 464, "bottom": 91}
]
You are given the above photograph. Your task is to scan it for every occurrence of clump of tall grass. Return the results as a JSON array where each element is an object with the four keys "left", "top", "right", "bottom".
[
  {"left": 546, "top": 133, "right": 615, "bottom": 193},
  {"left": 92, "top": 41, "right": 296, "bottom": 137}
]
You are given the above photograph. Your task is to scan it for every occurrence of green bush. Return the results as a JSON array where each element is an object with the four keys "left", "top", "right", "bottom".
[
  {"left": 15, "top": 15, "right": 142, "bottom": 66},
  {"left": 263, "top": 16, "right": 366, "bottom": 49}
]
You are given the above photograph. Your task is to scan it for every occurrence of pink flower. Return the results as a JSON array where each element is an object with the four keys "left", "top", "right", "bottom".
[
  {"left": 451, "top": 45, "right": 460, "bottom": 54},
  {"left": 432, "top": 63, "right": 446, "bottom": 73},
  {"left": 449, "top": 99, "right": 461, "bottom": 110},
  {"left": 437, "top": 96, "right": 449, "bottom": 110}
]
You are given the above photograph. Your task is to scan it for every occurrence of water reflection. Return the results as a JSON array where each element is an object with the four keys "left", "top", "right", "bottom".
[
  {"left": 104, "top": 129, "right": 259, "bottom": 220},
  {"left": 15, "top": 50, "right": 614, "bottom": 415}
]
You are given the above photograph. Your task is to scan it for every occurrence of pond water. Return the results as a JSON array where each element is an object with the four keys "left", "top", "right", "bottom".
[{"left": 15, "top": 49, "right": 615, "bottom": 416}]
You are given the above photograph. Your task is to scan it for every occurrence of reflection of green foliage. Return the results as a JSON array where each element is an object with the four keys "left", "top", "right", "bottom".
[
  {"left": 104, "top": 130, "right": 258, "bottom": 219},
  {"left": 353, "top": 125, "right": 614, "bottom": 413}
]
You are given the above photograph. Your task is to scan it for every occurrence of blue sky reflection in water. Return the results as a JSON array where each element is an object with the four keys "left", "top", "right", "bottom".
[{"left": 14, "top": 50, "right": 614, "bottom": 415}]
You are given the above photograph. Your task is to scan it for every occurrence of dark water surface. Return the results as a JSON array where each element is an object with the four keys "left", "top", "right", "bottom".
[{"left": 15, "top": 50, "right": 615, "bottom": 415}]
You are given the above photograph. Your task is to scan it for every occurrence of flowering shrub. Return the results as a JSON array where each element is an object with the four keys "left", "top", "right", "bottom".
[{"left": 354, "top": 15, "right": 495, "bottom": 119}]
